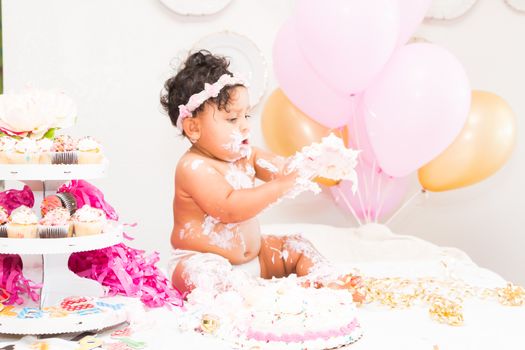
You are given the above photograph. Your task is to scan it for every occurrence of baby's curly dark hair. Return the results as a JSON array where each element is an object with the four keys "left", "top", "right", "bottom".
[{"left": 160, "top": 50, "right": 243, "bottom": 131}]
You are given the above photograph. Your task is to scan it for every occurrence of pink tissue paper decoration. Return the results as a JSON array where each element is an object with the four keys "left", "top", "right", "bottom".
[
  {"left": 58, "top": 180, "right": 118, "bottom": 220},
  {"left": 0, "top": 185, "right": 35, "bottom": 214},
  {"left": 0, "top": 254, "right": 42, "bottom": 305},
  {"left": 69, "top": 243, "right": 185, "bottom": 308}
]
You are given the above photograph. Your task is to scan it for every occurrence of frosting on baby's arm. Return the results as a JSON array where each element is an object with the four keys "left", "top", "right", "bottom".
[
  {"left": 177, "top": 155, "right": 296, "bottom": 223},
  {"left": 252, "top": 146, "right": 288, "bottom": 182}
]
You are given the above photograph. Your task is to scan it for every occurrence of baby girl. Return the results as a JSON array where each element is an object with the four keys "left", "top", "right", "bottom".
[{"left": 161, "top": 51, "right": 361, "bottom": 298}]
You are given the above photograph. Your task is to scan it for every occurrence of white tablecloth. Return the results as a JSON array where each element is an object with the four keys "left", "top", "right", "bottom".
[{"left": 2, "top": 223, "right": 524, "bottom": 349}]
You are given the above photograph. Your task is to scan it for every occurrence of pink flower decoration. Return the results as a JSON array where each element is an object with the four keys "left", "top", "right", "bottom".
[
  {"left": 203, "top": 83, "right": 220, "bottom": 98},
  {"left": 178, "top": 104, "right": 192, "bottom": 119}
]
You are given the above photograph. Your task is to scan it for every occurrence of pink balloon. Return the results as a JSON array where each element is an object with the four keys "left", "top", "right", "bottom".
[
  {"left": 347, "top": 95, "right": 377, "bottom": 166},
  {"left": 273, "top": 20, "right": 352, "bottom": 128},
  {"left": 330, "top": 162, "right": 410, "bottom": 222},
  {"left": 396, "top": 0, "right": 433, "bottom": 47},
  {"left": 294, "top": 0, "right": 400, "bottom": 94},
  {"left": 363, "top": 43, "right": 471, "bottom": 177}
]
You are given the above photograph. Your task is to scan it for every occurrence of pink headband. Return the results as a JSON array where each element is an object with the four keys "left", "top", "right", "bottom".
[{"left": 176, "top": 73, "right": 246, "bottom": 131}]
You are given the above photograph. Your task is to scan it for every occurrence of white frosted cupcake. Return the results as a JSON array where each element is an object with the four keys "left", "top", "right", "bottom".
[
  {"left": 72, "top": 205, "right": 106, "bottom": 236},
  {"left": 7, "top": 205, "right": 38, "bottom": 238},
  {"left": 0, "top": 206, "right": 9, "bottom": 237},
  {"left": 37, "top": 138, "right": 54, "bottom": 164},
  {"left": 0, "top": 136, "right": 17, "bottom": 164},
  {"left": 51, "top": 135, "right": 78, "bottom": 164},
  {"left": 38, "top": 207, "right": 72, "bottom": 238},
  {"left": 77, "top": 136, "right": 103, "bottom": 164},
  {"left": 7, "top": 138, "right": 40, "bottom": 164}
]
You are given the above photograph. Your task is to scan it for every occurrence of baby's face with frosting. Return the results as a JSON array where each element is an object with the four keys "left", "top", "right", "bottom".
[{"left": 193, "top": 86, "right": 252, "bottom": 162}]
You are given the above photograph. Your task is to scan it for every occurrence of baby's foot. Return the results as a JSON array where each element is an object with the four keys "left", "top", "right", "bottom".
[
  {"left": 300, "top": 273, "right": 366, "bottom": 304},
  {"left": 327, "top": 274, "right": 366, "bottom": 304}
]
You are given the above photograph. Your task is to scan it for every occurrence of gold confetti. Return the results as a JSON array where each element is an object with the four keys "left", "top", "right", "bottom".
[
  {"left": 201, "top": 314, "right": 220, "bottom": 334},
  {"left": 361, "top": 275, "right": 524, "bottom": 326}
]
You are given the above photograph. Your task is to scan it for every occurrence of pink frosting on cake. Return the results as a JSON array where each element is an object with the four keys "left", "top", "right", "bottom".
[{"left": 246, "top": 318, "right": 358, "bottom": 343}]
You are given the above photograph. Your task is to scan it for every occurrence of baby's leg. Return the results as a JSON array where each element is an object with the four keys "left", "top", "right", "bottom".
[
  {"left": 281, "top": 234, "right": 329, "bottom": 277},
  {"left": 170, "top": 251, "right": 235, "bottom": 294},
  {"left": 259, "top": 234, "right": 328, "bottom": 278},
  {"left": 259, "top": 235, "right": 365, "bottom": 302}
]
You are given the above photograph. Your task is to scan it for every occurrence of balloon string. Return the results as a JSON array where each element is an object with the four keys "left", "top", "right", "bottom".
[
  {"left": 373, "top": 172, "right": 385, "bottom": 223},
  {"left": 385, "top": 188, "right": 426, "bottom": 226},
  {"left": 367, "top": 159, "right": 378, "bottom": 222},
  {"left": 349, "top": 95, "right": 369, "bottom": 223},
  {"left": 335, "top": 185, "right": 363, "bottom": 227},
  {"left": 374, "top": 176, "right": 394, "bottom": 222}
]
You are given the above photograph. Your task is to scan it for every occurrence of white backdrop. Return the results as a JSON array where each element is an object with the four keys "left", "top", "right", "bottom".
[{"left": 2, "top": 0, "right": 524, "bottom": 284}]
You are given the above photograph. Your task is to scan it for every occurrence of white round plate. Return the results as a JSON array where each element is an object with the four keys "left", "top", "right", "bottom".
[
  {"left": 193, "top": 31, "right": 268, "bottom": 107},
  {"left": 425, "top": 0, "right": 478, "bottom": 20},
  {"left": 159, "top": 0, "right": 232, "bottom": 16},
  {"left": 0, "top": 296, "right": 130, "bottom": 335},
  {"left": 505, "top": 0, "right": 525, "bottom": 12}
]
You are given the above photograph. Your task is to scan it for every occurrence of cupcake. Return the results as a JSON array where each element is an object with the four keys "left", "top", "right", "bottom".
[
  {"left": 40, "top": 195, "right": 64, "bottom": 217},
  {"left": 72, "top": 205, "right": 106, "bottom": 236},
  {"left": 41, "top": 192, "right": 77, "bottom": 216},
  {"left": 7, "top": 138, "right": 40, "bottom": 164},
  {"left": 37, "top": 138, "right": 54, "bottom": 164},
  {"left": 51, "top": 135, "right": 78, "bottom": 164},
  {"left": 77, "top": 136, "right": 103, "bottom": 164},
  {"left": 7, "top": 205, "right": 38, "bottom": 238},
  {"left": 0, "top": 136, "right": 17, "bottom": 164},
  {"left": 0, "top": 206, "right": 8, "bottom": 237},
  {"left": 38, "top": 207, "right": 72, "bottom": 238}
]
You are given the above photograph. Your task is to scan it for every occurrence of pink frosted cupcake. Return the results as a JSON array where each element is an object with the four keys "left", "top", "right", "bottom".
[
  {"left": 38, "top": 207, "right": 73, "bottom": 238},
  {"left": 7, "top": 138, "right": 40, "bottom": 164},
  {"left": 0, "top": 136, "right": 17, "bottom": 164},
  {"left": 72, "top": 205, "right": 106, "bottom": 236},
  {"left": 7, "top": 205, "right": 38, "bottom": 238},
  {"left": 51, "top": 135, "right": 78, "bottom": 164},
  {"left": 77, "top": 136, "right": 103, "bottom": 164},
  {"left": 0, "top": 206, "right": 8, "bottom": 237}
]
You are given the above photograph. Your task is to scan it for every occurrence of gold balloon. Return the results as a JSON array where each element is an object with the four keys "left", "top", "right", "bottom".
[
  {"left": 261, "top": 88, "right": 347, "bottom": 187},
  {"left": 418, "top": 90, "right": 516, "bottom": 192}
]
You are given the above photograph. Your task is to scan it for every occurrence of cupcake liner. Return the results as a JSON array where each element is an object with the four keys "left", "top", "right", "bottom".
[
  {"left": 73, "top": 221, "right": 103, "bottom": 236},
  {"left": 52, "top": 151, "right": 78, "bottom": 164},
  {"left": 0, "top": 225, "right": 7, "bottom": 238},
  {"left": 38, "top": 225, "right": 69, "bottom": 239},
  {"left": 8, "top": 152, "right": 40, "bottom": 164},
  {"left": 7, "top": 224, "right": 38, "bottom": 239},
  {"left": 55, "top": 192, "right": 78, "bottom": 215},
  {"left": 78, "top": 151, "right": 103, "bottom": 164}
]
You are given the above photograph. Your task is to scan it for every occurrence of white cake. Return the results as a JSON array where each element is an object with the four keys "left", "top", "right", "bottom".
[{"left": 233, "top": 278, "right": 363, "bottom": 349}]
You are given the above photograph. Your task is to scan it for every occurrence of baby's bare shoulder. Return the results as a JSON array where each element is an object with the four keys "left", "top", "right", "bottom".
[{"left": 176, "top": 153, "right": 220, "bottom": 180}]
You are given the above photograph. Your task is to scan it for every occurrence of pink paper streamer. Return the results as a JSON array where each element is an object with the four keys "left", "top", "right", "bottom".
[
  {"left": 0, "top": 254, "right": 42, "bottom": 305},
  {"left": 58, "top": 180, "right": 119, "bottom": 220},
  {"left": 69, "top": 243, "right": 185, "bottom": 308},
  {"left": 122, "top": 232, "right": 135, "bottom": 241},
  {"left": 0, "top": 186, "right": 35, "bottom": 214}
]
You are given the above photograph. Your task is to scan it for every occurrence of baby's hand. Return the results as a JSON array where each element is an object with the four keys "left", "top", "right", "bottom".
[{"left": 278, "top": 169, "right": 301, "bottom": 192}]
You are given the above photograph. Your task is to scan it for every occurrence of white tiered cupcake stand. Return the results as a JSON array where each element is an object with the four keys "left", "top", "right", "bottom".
[{"left": 0, "top": 163, "right": 129, "bottom": 334}]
